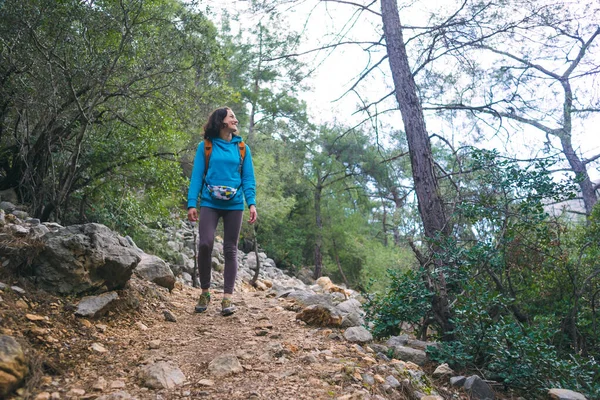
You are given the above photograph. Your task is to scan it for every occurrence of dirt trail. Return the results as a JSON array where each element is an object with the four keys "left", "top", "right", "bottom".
[{"left": 4, "top": 278, "right": 402, "bottom": 400}]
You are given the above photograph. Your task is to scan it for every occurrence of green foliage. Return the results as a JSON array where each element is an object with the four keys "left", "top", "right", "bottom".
[
  {"left": 364, "top": 267, "right": 432, "bottom": 338},
  {"left": 367, "top": 148, "right": 599, "bottom": 397},
  {"left": 0, "top": 0, "right": 231, "bottom": 223}
]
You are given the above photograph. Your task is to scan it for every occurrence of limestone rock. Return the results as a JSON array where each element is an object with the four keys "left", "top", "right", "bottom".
[
  {"left": 548, "top": 388, "right": 588, "bottom": 400},
  {"left": 75, "top": 291, "right": 119, "bottom": 318},
  {"left": 32, "top": 223, "right": 141, "bottom": 295},
  {"left": 296, "top": 304, "right": 342, "bottom": 327},
  {"left": 0, "top": 201, "right": 16, "bottom": 213},
  {"left": 464, "top": 375, "right": 495, "bottom": 400},
  {"left": 208, "top": 354, "right": 243, "bottom": 377},
  {"left": 344, "top": 326, "right": 373, "bottom": 343},
  {"left": 135, "top": 253, "right": 175, "bottom": 290},
  {"left": 432, "top": 363, "right": 454, "bottom": 378},
  {"left": 140, "top": 361, "right": 185, "bottom": 389},
  {"left": 450, "top": 376, "right": 466, "bottom": 387},
  {"left": 0, "top": 335, "right": 28, "bottom": 398},
  {"left": 97, "top": 391, "right": 138, "bottom": 399},
  {"left": 390, "top": 345, "right": 428, "bottom": 366}
]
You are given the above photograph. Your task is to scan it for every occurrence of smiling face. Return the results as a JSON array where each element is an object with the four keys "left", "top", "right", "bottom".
[{"left": 222, "top": 109, "right": 238, "bottom": 134}]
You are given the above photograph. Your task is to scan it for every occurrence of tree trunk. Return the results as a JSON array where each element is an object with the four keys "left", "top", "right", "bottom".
[
  {"left": 380, "top": 0, "right": 455, "bottom": 341},
  {"left": 332, "top": 238, "right": 349, "bottom": 287},
  {"left": 313, "top": 183, "right": 323, "bottom": 279}
]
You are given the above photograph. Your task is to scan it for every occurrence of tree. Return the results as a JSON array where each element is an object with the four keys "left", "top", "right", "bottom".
[
  {"left": 414, "top": 0, "right": 600, "bottom": 215},
  {"left": 0, "top": 0, "right": 228, "bottom": 222},
  {"left": 380, "top": 0, "right": 455, "bottom": 340},
  {"left": 302, "top": 125, "right": 371, "bottom": 278}
]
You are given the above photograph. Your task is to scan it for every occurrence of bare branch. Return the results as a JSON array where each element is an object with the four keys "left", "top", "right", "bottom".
[
  {"left": 476, "top": 45, "right": 561, "bottom": 79},
  {"left": 563, "top": 27, "right": 600, "bottom": 79},
  {"left": 583, "top": 153, "right": 600, "bottom": 165},
  {"left": 424, "top": 103, "right": 558, "bottom": 136},
  {"left": 263, "top": 40, "right": 383, "bottom": 61},
  {"left": 322, "top": 0, "right": 381, "bottom": 17},
  {"left": 333, "top": 54, "right": 389, "bottom": 102}
]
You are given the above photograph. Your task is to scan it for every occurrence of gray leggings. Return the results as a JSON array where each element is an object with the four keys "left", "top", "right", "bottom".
[{"left": 197, "top": 207, "right": 243, "bottom": 294}]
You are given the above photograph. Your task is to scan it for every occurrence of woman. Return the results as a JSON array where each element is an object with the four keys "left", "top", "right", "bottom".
[{"left": 187, "top": 107, "right": 257, "bottom": 316}]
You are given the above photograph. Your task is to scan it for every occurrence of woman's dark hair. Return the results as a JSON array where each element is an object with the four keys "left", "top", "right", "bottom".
[{"left": 203, "top": 107, "right": 231, "bottom": 139}]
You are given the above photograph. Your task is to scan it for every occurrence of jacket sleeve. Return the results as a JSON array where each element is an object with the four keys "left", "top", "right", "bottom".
[
  {"left": 187, "top": 142, "right": 206, "bottom": 208},
  {"left": 241, "top": 145, "right": 257, "bottom": 208}
]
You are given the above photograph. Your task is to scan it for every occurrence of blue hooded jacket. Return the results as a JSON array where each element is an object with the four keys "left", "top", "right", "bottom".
[{"left": 187, "top": 135, "right": 256, "bottom": 211}]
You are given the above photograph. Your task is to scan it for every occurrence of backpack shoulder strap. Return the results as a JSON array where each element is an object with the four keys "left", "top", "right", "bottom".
[
  {"left": 203, "top": 139, "right": 212, "bottom": 176},
  {"left": 238, "top": 141, "right": 246, "bottom": 163}
]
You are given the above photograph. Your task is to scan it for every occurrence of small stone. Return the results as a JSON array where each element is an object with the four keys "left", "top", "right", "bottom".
[
  {"left": 374, "top": 374, "right": 385, "bottom": 384},
  {"left": 15, "top": 300, "right": 29, "bottom": 309},
  {"left": 10, "top": 286, "right": 26, "bottom": 295},
  {"left": 432, "top": 363, "right": 454, "bottom": 378},
  {"left": 136, "top": 322, "right": 148, "bottom": 331},
  {"left": 67, "top": 388, "right": 86, "bottom": 397},
  {"left": 92, "top": 376, "right": 107, "bottom": 391},
  {"left": 450, "top": 376, "right": 466, "bottom": 387},
  {"left": 385, "top": 375, "right": 401, "bottom": 388},
  {"left": 90, "top": 343, "right": 108, "bottom": 353},
  {"left": 26, "top": 314, "right": 46, "bottom": 321},
  {"left": 35, "top": 392, "right": 51, "bottom": 400},
  {"left": 197, "top": 379, "right": 214, "bottom": 386},
  {"left": 110, "top": 380, "right": 126, "bottom": 389},
  {"left": 79, "top": 319, "right": 92, "bottom": 328},
  {"left": 149, "top": 340, "right": 161, "bottom": 349},
  {"left": 50, "top": 392, "right": 60, "bottom": 399},
  {"left": 163, "top": 310, "right": 177, "bottom": 322}
]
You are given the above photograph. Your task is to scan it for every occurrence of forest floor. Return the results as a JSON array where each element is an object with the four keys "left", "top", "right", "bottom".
[{"left": 2, "top": 276, "right": 461, "bottom": 400}]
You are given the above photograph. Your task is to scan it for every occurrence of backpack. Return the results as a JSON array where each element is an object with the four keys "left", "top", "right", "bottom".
[{"left": 203, "top": 138, "right": 246, "bottom": 178}]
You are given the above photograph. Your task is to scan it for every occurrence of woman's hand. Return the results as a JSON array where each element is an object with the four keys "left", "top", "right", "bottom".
[
  {"left": 248, "top": 205, "right": 257, "bottom": 224},
  {"left": 187, "top": 207, "right": 198, "bottom": 222}
]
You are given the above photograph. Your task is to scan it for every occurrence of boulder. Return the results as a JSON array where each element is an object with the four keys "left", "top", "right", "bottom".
[
  {"left": 296, "top": 304, "right": 342, "bottom": 327},
  {"left": 139, "top": 361, "right": 185, "bottom": 389},
  {"left": 389, "top": 345, "right": 428, "bottom": 366},
  {"left": 135, "top": 254, "right": 175, "bottom": 290},
  {"left": 0, "top": 201, "right": 16, "bottom": 213},
  {"left": 208, "top": 354, "right": 243, "bottom": 377},
  {"left": 464, "top": 375, "right": 495, "bottom": 400},
  {"left": 344, "top": 326, "right": 373, "bottom": 343},
  {"left": 548, "top": 389, "right": 588, "bottom": 400},
  {"left": 0, "top": 335, "right": 28, "bottom": 398},
  {"left": 32, "top": 223, "right": 141, "bottom": 295}
]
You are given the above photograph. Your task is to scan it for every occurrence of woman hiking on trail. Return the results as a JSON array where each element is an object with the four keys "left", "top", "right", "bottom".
[{"left": 187, "top": 107, "right": 257, "bottom": 316}]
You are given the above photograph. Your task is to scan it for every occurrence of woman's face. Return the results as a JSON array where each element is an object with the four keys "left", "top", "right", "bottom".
[{"left": 222, "top": 109, "right": 238, "bottom": 133}]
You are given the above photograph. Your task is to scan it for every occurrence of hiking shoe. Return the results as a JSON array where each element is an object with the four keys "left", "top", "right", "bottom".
[
  {"left": 195, "top": 292, "right": 211, "bottom": 313},
  {"left": 221, "top": 298, "right": 236, "bottom": 316}
]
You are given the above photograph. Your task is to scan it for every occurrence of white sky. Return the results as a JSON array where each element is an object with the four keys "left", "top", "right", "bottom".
[{"left": 200, "top": 0, "right": 600, "bottom": 180}]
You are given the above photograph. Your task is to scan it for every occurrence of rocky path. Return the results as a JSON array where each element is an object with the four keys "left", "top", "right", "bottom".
[{"left": 3, "top": 278, "right": 429, "bottom": 400}]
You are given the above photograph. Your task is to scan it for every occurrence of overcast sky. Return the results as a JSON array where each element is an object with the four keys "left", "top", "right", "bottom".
[{"left": 200, "top": 0, "right": 600, "bottom": 180}]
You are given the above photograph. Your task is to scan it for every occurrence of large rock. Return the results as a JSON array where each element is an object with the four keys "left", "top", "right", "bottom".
[
  {"left": 296, "top": 304, "right": 342, "bottom": 327},
  {"left": 208, "top": 354, "right": 243, "bottom": 377},
  {"left": 389, "top": 345, "right": 428, "bottom": 366},
  {"left": 464, "top": 375, "right": 495, "bottom": 400},
  {"left": 0, "top": 335, "right": 28, "bottom": 398},
  {"left": 32, "top": 223, "right": 141, "bottom": 295},
  {"left": 335, "top": 298, "right": 365, "bottom": 328},
  {"left": 139, "top": 361, "right": 185, "bottom": 389},
  {"left": 344, "top": 326, "right": 373, "bottom": 343},
  {"left": 548, "top": 389, "right": 588, "bottom": 400},
  {"left": 135, "top": 254, "right": 175, "bottom": 290}
]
